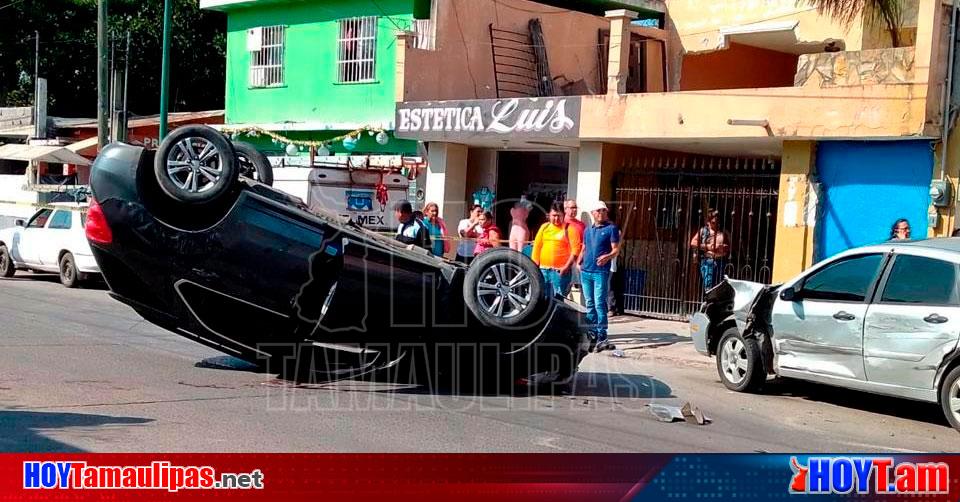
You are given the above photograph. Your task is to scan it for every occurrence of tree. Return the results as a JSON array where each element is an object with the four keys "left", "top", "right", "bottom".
[
  {"left": 0, "top": 0, "right": 225, "bottom": 118},
  {"left": 803, "top": 0, "right": 905, "bottom": 48}
]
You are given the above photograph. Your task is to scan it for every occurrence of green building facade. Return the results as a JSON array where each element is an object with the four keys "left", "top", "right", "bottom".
[{"left": 202, "top": 0, "right": 421, "bottom": 156}]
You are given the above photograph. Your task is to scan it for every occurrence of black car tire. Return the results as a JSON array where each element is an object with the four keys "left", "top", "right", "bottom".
[
  {"left": 464, "top": 248, "right": 546, "bottom": 329},
  {"left": 939, "top": 365, "right": 960, "bottom": 431},
  {"left": 233, "top": 141, "right": 274, "bottom": 186},
  {"left": 154, "top": 125, "right": 237, "bottom": 205},
  {"left": 716, "top": 327, "right": 764, "bottom": 392},
  {"left": 59, "top": 252, "right": 79, "bottom": 288},
  {"left": 0, "top": 245, "right": 15, "bottom": 278}
]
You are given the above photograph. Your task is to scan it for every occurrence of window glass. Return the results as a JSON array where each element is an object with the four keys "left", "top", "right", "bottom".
[
  {"left": 881, "top": 255, "right": 959, "bottom": 305},
  {"left": 26, "top": 209, "right": 53, "bottom": 229},
  {"left": 801, "top": 254, "right": 883, "bottom": 302},
  {"left": 248, "top": 25, "right": 286, "bottom": 88},
  {"left": 48, "top": 210, "right": 72, "bottom": 230},
  {"left": 81, "top": 213, "right": 87, "bottom": 228}
]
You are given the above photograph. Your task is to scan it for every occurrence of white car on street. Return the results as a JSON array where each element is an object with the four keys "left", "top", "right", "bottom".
[
  {"left": 691, "top": 238, "right": 960, "bottom": 430},
  {"left": 0, "top": 203, "right": 100, "bottom": 288}
]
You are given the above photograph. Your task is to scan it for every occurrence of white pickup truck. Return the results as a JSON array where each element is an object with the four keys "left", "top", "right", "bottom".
[{"left": 0, "top": 203, "right": 100, "bottom": 288}]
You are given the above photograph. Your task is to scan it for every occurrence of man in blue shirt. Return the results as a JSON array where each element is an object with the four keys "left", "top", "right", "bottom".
[{"left": 579, "top": 201, "right": 621, "bottom": 352}]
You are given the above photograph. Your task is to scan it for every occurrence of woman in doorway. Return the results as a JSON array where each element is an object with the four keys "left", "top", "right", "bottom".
[
  {"left": 473, "top": 211, "right": 502, "bottom": 256},
  {"left": 421, "top": 202, "right": 450, "bottom": 258}
]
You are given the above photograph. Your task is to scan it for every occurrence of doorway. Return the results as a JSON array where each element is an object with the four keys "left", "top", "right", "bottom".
[{"left": 494, "top": 151, "right": 569, "bottom": 233}]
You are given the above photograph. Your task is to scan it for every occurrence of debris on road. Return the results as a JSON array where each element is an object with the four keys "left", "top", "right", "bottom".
[
  {"left": 610, "top": 349, "right": 626, "bottom": 358},
  {"left": 647, "top": 402, "right": 712, "bottom": 425}
]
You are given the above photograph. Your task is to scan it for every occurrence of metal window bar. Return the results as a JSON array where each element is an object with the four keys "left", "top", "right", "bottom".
[
  {"left": 338, "top": 16, "right": 378, "bottom": 83},
  {"left": 249, "top": 25, "right": 285, "bottom": 88}
]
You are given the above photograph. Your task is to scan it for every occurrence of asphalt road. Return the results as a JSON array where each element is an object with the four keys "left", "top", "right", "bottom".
[{"left": 1, "top": 274, "right": 958, "bottom": 453}]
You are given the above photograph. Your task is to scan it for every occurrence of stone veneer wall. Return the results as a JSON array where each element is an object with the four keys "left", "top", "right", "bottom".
[{"left": 794, "top": 47, "right": 915, "bottom": 87}]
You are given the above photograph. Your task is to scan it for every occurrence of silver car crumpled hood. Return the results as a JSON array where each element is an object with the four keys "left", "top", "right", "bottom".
[{"left": 723, "top": 279, "right": 777, "bottom": 332}]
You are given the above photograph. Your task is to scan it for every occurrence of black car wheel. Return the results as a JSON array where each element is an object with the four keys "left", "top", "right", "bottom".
[
  {"left": 154, "top": 125, "right": 237, "bottom": 205},
  {"left": 0, "top": 245, "right": 15, "bottom": 278},
  {"left": 233, "top": 141, "right": 274, "bottom": 186},
  {"left": 59, "top": 252, "right": 79, "bottom": 288},
  {"left": 716, "top": 327, "right": 764, "bottom": 392},
  {"left": 939, "top": 365, "right": 960, "bottom": 431},
  {"left": 464, "top": 248, "right": 546, "bottom": 329}
]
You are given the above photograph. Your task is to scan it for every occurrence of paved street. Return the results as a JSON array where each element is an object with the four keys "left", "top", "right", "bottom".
[{"left": 1, "top": 274, "right": 958, "bottom": 453}]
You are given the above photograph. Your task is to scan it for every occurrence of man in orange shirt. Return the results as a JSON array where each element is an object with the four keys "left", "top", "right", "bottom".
[{"left": 532, "top": 201, "right": 583, "bottom": 298}]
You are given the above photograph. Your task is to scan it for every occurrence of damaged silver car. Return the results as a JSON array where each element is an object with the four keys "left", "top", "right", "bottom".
[{"left": 691, "top": 239, "right": 960, "bottom": 431}]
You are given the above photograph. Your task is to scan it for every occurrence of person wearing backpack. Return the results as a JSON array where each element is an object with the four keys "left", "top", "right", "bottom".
[{"left": 532, "top": 201, "right": 582, "bottom": 298}]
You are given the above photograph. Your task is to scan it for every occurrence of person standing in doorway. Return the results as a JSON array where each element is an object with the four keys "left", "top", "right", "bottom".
[
  {"left": 395, "top": 200, "right": 431, "bottom": 251},
  {"left": 532, "top": 201, "right": 582, "bottom": 298},
  {"left": 456, "top": 205, "right": 484, "bottom": 265},
  {"left": 690, "top": 209, "right": 730, "bottom": 292},
  {"left": 580, "top": 201, "right": 620, "bottom": 352}
]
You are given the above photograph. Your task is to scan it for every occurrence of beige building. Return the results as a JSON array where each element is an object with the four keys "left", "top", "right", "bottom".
[{"left": 397, "top": 0, "right": 956, "bottom": 319}]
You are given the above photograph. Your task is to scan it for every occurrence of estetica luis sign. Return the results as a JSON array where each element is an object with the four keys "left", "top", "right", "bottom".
[{"left": 395, "top": 97, "right": 581, "bottom": 141}]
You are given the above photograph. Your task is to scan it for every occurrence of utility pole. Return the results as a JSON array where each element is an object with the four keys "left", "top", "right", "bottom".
[
  {"left": 159, "top": 0, "right": 173, "bottom": 140},
  {"left": 121, "top": 31, "right": 130, "bottom": 142},
  {"left": 97, "top": 0, "right": 109, "bottom": 149},
  {"left": 32, "top": 30, "right": 38, "bottom": 136}
]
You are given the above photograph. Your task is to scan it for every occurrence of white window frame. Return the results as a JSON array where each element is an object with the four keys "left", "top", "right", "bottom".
[
  {"left": 337, "top": 16, "right": 378, "bottom": 84},
  {"left": 249, "top": 25, "right": 286, "bottom": 88}
]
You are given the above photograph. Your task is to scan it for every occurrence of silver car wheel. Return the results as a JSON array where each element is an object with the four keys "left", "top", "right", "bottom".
[
  {"left": 165, "top": 137, "right": 224, "bottom": 194},
  {"left": 475, "top": 262, "right": 532, "bottom": 320},
  {"left": 949, "top": 379, "right": 960, "bottom": 424},
  {"left": 720, "top": 337, "right": 749, "bottom": 385}
]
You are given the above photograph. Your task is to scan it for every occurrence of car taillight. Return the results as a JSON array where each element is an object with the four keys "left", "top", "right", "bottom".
[{"left": 85, "top": 197, "right": 113, "bottom": 245}]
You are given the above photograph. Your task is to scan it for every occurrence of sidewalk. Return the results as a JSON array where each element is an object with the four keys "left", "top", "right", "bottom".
[{"left": 598, "top": 315, "right": 712, "bottom": 368}]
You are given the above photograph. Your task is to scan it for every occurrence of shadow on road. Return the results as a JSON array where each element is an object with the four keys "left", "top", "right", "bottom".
[
  {"left": 763, "top": 378, "right": 949, "bottom": 427},
  {"left": 0, "top": 409, "right": 153, "bottom": 452}
]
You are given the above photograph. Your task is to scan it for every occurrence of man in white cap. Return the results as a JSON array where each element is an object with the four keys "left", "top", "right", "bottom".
[{"left": 579, "top": 201, "right": 621, "bottom": 352}]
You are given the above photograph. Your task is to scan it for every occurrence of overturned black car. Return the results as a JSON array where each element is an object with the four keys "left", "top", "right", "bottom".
[{"left": 86, "top": 126, "right": 589, "bottom": 389}]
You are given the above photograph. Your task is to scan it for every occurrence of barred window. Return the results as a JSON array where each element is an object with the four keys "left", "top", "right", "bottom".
[
  {"left": 338, "top": 16, "right": 377, "bottom": 83},
  {"left": 248, "top": 25, "right": 285, "bottom": 88}
]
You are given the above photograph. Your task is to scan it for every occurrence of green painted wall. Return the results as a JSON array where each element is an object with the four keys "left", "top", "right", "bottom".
[{"left": 224, "top": 0, "right": 415, "bottom": 127}]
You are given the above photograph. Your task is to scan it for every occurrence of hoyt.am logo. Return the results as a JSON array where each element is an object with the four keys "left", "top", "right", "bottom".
[{"left": 790, "top": 457, "right": 949, "bottom": 495}]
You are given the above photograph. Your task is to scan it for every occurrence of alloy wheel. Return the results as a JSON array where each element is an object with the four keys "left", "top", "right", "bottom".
[
  {"left": 720, "top": 337, "right": 749, "bottom": 385},
  {"left": 165, "top": 137, "right": 224, "bottom": 194},
  {"left": 949, "top": 379, "right": 960, "bottom": 425},
  {"left": 475, "top": 262, "right": 533, "bottom": 320}
]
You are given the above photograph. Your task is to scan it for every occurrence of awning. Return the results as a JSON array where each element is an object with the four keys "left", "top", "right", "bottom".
[
  {"left": 0, "top": 143, "right": 92, "bottom": 166},
  {"left": 65, "top": 136, "right": 99, "bottom": 155}
]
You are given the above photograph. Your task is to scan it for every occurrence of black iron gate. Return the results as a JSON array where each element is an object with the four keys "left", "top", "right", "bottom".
[{"left": 614, "top": 157, "right": 780, "bottom": 320}]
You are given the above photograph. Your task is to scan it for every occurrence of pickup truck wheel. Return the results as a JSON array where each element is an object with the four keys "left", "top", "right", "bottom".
[
  {"left": 154, "top": 125, "right": 237, "bottom": 205},
  {"left": 939, "top": 365, "right": 960, "bottom": 431},
  {"left": 59, "top": 252, "right": 79, "bottom": 288},
  {"left": 716, "top": 327, "right": 763, "bottom": 392},
  {"left": 0, "top": 245, "right": 15, "bottom": 278},
  {"left": 233, "top": 141, "right": 274, "bottom": 186},
  {"left": 464, "top": 248, "right": 546, "bottom": 329}
]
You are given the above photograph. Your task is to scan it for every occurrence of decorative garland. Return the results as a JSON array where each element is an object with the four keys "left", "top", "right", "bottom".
[{"left": 219, "top": 124, "right": 391, "bottom": 153}]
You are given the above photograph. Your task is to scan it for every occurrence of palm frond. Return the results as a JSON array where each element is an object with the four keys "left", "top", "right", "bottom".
[{"left": 801, "top": 0, "right": 904, "bottom": 46}]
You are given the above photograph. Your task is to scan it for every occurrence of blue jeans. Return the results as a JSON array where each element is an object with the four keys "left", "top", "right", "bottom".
[
  {"left": 699, "top": 258, "right": 726, "bottom": 291},
  {"left": 541, "top": 268, "right": 572, "bottom": 298},
  {"left": 581, "top": 270, "right": 610, "bottom": 342}
]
